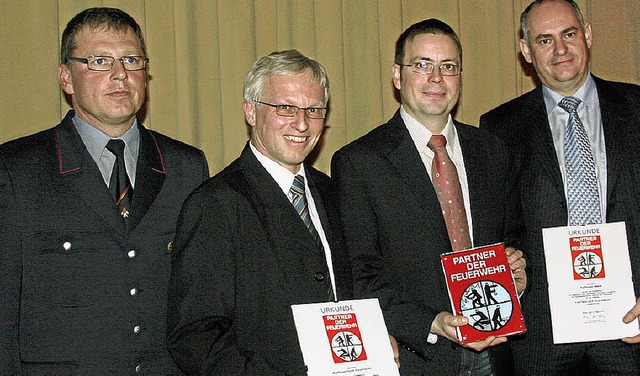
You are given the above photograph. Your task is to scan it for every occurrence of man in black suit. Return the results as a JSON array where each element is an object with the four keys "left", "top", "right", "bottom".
[
  {"left": 166, "top": 50, "right": 354, "bottom": 374},
  {"left": 331, "top": 19, "right": 526, "bottom": 375},
  {"left": 0, "top": 8, "right": 208, "bottom": 374},
  {"left": 480, "top": 0, "right": 640, "bottom": 374}
]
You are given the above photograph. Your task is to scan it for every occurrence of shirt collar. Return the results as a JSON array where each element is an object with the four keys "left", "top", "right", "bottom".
[
  {"left": 249, "top": 141, "right": 306, "bottom": 195},
  {"left": 400, "top": 105, "right": 458, "bottom": 151},
  {"left": 542, "top": 73, "right": 596, "bottom": 114},
  {"left": 73, "top": 115, "right": 140, "bottom": 161}
]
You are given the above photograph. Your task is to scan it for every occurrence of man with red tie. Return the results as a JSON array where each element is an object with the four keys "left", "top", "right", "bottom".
[{"left": 332, "top": 19, "right": 526, "bottom": 375}]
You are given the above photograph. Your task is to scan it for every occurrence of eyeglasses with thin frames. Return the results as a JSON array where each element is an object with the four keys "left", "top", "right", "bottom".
[
  {"left": 255, "top": 101, "right": 327, "bottom": 119},
  {"left": 66, "top": 55, "right": 149, "bottom": 71},
  {"left": 400, "top": 60, "right": 461, "bottom": 76}
]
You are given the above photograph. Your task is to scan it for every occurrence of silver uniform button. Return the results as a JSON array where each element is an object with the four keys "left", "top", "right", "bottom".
[
  {"left": 133, "top": 325, "right": 141, "bottom": 334},
  {"left": 128, "top": 250, "right": 136, "bottom": 258},
  {"left": 135, "top": 365, "right": 141, "bottom": 373},
  {"left": 62, "top": 242, "right": 72, "bottom": 251},
  {"left": 130, "top": 288, "right": 138, "bottom": 296}
]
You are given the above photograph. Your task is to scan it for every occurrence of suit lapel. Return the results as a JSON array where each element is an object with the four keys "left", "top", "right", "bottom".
[
  {"left": 596, "top": 78, "right": 630, "bottom": 206},
  {"left": 55, "top": 113, "right": 126, "bottom": 235},
  {"left": 235, "top": 146, "right": 324, "bottom": 258},
  {"left": 128, "top": 126, "right": 166, "bottom": 230},
  {"left": 307, "top": 172, "right": 333, "bottom": 248},
  {"left": 456, "top": 123, "right": 485, "bottom": 237},
  {"left": 222, "top": 147, "right": 331, "bottom": 302},
  {"left": 525, "top": 90, "right": 565, "bottom": 197},
  {"left": 383, "top": 113, "right": 452, "bottom": 249}
]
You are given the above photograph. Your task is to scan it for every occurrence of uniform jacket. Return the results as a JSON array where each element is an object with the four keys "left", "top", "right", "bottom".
[
  {"left": 0, "top": 110, "right": 208, "bottom": 374},
  {"left": 331, "top": 111, "right": 520, "bottom": 375},
  {"left": 480, "top": 75, "right": 640, "bottom": 373},
  {"left": 166, "top": 143, "right": 353, "bottom": 375}
]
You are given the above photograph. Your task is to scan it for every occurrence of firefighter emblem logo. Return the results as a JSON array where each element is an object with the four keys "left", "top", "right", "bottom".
[
  {"left": 323, "top": 314, "right": 367, "bottom": 363},
  {"left": 460, "top": 280, "right": 513, "bottom": 332}
]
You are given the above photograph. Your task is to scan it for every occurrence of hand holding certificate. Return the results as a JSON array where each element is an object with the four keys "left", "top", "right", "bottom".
[
  {"left": 622, "top": 298, "right": 640, "bottom": 344},
  {"left": 440, "top": 243, "right": 526, "bottom": 344}
]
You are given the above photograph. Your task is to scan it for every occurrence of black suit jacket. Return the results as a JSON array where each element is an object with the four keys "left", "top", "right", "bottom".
[
  {"left": 480, "top": 75, "right": 640, "bottom": 372},
  {"left": 166, "top": 143, "right": 353, "bottom": 375},
  {"left": 0, "top": 111, "right": 208, "bottom": 374},
  {"left": 331, "top": 111, "right": 520, "bottom": 375}
]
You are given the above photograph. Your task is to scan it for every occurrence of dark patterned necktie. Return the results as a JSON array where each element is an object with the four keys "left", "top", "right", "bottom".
[
  {"left": 558, "top": 97, "right": 601, "bottom": 226},
  {"left": 290, "top": 175, "right": 321, "bottom": 247},
  {"left": 290, "top": 175, "right": 334, "bottom": 300},
  {"left": 106, "top": 139, "right": 132, "bottom": 221},
  {"left": 428, "top": 135, "right": 472, "bottom": 251}
]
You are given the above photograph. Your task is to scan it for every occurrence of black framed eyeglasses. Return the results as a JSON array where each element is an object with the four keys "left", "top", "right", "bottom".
[
  {"left": 67, "top": 55, "right": 149, "bottom": 71},
  {"left": 255, "top": 101, "right": 327, "bottom": 119},
  {"left": 400, "top": 60, "right": 461, "bottom": 76}
]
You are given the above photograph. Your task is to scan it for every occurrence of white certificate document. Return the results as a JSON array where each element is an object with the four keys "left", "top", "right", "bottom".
[
  {"left": 291, "top": 298, "right": 399, "bottom": 376},
  {"left": 542, "top": 222, "right": 639, "bottom": 343}
]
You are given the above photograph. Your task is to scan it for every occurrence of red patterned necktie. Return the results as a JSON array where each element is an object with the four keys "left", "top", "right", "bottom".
[{"left": 428, "top": 135, "right": 471, "bottom": 251}]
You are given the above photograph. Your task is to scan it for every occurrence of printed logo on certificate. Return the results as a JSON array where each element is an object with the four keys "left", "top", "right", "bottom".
[
  {"left": 323, "top": 313, "right": 367, "bottom": 363},
  {"left": 570, "top": 233, "right": 605, "bottom": 280},
  {"left": 542, "top": 222, "right": 640, "bottom": 343}
]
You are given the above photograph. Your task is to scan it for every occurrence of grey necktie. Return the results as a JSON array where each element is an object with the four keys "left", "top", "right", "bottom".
[
  {"left": 558, "top": 96, "right": 601, "bottom": 226},
  {"left": 290, "top": 175, "right": 321, "bottom": 246}
]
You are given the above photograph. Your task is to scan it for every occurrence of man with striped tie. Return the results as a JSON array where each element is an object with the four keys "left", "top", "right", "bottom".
[
  {"left": 480, "top": 0, "right": 640, "bottom": 374},
  {"left": 166, "top": 50, "right": 356, "bottom": 374}
]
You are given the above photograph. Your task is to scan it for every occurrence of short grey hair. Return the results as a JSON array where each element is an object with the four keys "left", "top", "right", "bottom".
[
  {"left": 521, "top": 0, "right": 585, "bottom": 44},
  {"left": 243, "top": 50, "right": 329, "bottom": 106}
]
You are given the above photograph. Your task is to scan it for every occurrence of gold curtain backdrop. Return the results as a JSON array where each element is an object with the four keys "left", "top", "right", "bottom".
[{"left": 1, "top": 0, "right": 638, "bottom": 175}]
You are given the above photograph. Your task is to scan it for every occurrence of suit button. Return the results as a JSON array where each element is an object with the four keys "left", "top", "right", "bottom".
[
  {"left": 133, "top": 325, "right": 141, "bottom": 334},
  {"left": 128, "top": 250, "right": 136, "bottom": 258},
  {"left": 135, "top": 365, "right": 141, "bottom": 373},
  {"left": 130, "top": 288, "right": 138, "bottom": 296},
  {"left": 314, "top": 272, "right": 325, "bottom": 282},
  {"left": 62, "top": 241, "right": 72, "bottom": 251},
  {"left": 167, "top": 241, "right": 173, "bottom": 252}
]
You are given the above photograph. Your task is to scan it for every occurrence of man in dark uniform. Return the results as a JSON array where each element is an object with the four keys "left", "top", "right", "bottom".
[{"left": 0, "top": 7, "right": 208, "bottom": 374}]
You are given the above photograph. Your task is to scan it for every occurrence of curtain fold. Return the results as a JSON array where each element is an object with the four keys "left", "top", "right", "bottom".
[{"left": 1, "top": 0, "right": 638, "bottom": 175}]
